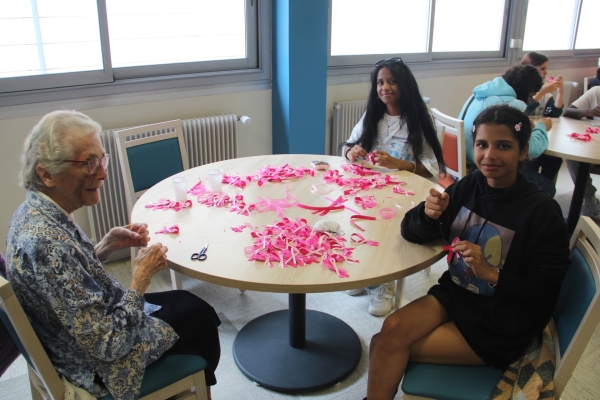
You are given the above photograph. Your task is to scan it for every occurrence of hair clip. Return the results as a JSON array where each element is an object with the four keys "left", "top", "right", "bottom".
[
  {"left": 515, "top": 122, "right": 522, "bottom": 132},
  {"left": 471, "top": 125, "right": 476, "bottom": 133}
]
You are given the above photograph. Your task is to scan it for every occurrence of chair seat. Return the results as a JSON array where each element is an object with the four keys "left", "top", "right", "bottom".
[
  {"left": 98, "top": 354, "right": 208, "bottom": 400},
  {"left": 402, "top": 362, "right": 503, "bottom": 400}
]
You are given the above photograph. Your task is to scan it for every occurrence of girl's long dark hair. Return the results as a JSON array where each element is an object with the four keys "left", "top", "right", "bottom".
[{"left": 349, "top": 61, "right": 445, "bottom": 173}]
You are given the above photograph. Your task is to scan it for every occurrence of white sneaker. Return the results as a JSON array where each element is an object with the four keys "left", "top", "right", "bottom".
[
  {"left": 368, "top": 281, "right": 395, "bottom": 316},
  {"left": 345, "top": 288, "right": 367, "bottom": 296}
]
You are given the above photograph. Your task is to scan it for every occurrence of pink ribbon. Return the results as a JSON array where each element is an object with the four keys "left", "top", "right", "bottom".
[
  {"left": 586, "top": 126, "right": 600, "bottom": 134},
  {"left": 393, "top": 183, "right": 414, "bottom": 196},
  {"left": 155, "top": 224, "right": 179, "bottom": 234},
  {"left": 568, "top": 132, "right": 593, "bottom": 142},
  {"left": 145, "top": 198, "right": 192, "bottom": 212},
  {"left": 442, "top": 237, "right": 461, "bottom": 263},
  {"left": 354, "top": 196, "right": 377, "bottom": 210},
  {"left": 379, "top": 207, "right": 396, "bottom": 219},
  {"left": 188, "top": 180, "right": 207, "bottom": 195},
  {"left": 231, "top": 223, "right": 252, "bottom": 232},
  {"left": 243, "top": 217, "right": 357, "bottom": 278},
  {"left": 222, "top": 173, "right": 250, "bottom": 188},
  {"left": 351, "top": 233, "right": 379, "bottom": 246},
  {"left": 350, "top": 215, "right": 376, "bottom": 231},
  {"left": 366, "top": 152, "right": 377, "bottom": 164}
]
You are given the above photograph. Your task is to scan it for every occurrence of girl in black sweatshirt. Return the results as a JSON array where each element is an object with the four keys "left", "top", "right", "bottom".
[{"left": 366, "top": 105, "right": 571, "bottom": 400}]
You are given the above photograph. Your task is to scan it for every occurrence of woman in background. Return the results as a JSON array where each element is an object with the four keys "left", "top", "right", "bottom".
[
  {"left": 520, "top": 51, "right": 564, "bottom": 186},
  {"left": 342, "top": 57, "right": 445, "bottom": 316}
]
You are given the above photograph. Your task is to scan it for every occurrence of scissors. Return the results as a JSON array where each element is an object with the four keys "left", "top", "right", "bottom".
[{"left": 191, "top": 243, "right": 209, "bottom": 261}]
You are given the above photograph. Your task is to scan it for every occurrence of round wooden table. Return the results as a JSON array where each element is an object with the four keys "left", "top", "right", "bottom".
[
  {"left": 544, "top": 117, "right": 600, "bottom": 233},
  {"left": 132, "top": 154, "right": 444, "bottom": 392}
]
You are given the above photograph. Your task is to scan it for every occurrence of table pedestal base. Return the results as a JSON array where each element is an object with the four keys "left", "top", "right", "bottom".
[{"left": 233, "top": 308, "right": 361, "bottom": 393}]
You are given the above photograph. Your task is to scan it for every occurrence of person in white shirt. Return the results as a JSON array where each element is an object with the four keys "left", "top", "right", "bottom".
[
  {"left": 564, "top": 86, "right": 600, "bottom": 220},
  {"left": 342, "top": 57, "right": 445, "bottom": 316}
]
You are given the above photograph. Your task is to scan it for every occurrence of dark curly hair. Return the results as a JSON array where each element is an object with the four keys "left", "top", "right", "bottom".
[
  {"left": 502, "top": 65, "right": 543, "bottom": 103},
  {"left": 347, "top": 60, "right": 445, "bottom": 173},
  {"left": 472, "top": 105, "right": 532, "bottom": 154}
]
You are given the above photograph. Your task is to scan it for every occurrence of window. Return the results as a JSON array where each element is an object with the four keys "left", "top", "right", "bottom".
[
  {"left": 329, "top": 0, "right": 510, "bottom": 66},
  {"left": 522, "top": 0, "right": 600, "bottom": 55},
  {"left": 0, "top": 0, "right": 259, "bottom": 94}
]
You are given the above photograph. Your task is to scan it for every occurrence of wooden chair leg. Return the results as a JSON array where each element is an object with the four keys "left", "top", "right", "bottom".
[{"left": 192, "top": 370, "right": 209, "bottom": 400}]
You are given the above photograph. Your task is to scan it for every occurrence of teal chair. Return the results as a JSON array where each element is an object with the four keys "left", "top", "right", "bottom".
[
  {"left": 402, "top": 216, "right": 600, "bottom": 400},
  {"left": 114, "top": 120, "right": 188, "bottom": 290},
  {"left": 0, "top": 275, "right": 209, "bottom": 400}
]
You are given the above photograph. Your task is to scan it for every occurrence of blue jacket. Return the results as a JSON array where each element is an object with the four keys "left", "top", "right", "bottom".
[{"left": 458, "top": 77, "right": 549, "bottom": 163}]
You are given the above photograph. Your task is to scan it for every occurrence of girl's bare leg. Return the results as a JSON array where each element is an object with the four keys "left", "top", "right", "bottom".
[{"left": 366, "top": 295, "right": 484, "bottom": 400}]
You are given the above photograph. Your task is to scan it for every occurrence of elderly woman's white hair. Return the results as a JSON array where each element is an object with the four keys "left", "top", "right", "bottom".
[{"left": 20, "top": 110, "right": 102, "bottom": 191}]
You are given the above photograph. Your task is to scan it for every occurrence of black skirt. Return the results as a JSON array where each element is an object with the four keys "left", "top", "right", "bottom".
[
  {"left": 428, "top": 274, "right": 540, "bottom": 369},
  {"left": 145, "top": 290, "right": 221, "bottom": 385}
]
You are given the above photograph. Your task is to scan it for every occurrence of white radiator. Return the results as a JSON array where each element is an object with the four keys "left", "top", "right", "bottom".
[
  {"left": 87, "top": 114, "right": 238, "bottom": 249},
  {"left": 330, "top": 97, "right": 432, "bottom": 156},
  {"left": 331, "top": 100, "right": 367, "bottom": 155}
]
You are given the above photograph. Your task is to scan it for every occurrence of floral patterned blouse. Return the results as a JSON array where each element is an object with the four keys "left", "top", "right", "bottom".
[{"left": 6, "top": 191, "right": 178, "bottom": 400}]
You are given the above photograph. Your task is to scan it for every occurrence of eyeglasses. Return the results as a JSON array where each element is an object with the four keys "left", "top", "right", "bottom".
[
  {"left": 375, "top": 57, "right": 403, "bottom": 67},
  {"left": 62, "top": 153, "right": 109, "bottom": 174},
  {"left": 484, "top": 96, "right": 527, "bottom": 113}
]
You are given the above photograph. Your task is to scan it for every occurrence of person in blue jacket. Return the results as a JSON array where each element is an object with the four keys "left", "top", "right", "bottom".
[{"left": 458, "top": 65, "right": 554, "bottom": 196}]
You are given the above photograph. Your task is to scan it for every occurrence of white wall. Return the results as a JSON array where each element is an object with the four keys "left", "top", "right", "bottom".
[{"left": 0, "top": 89, "right": 272, "bottom": 254}]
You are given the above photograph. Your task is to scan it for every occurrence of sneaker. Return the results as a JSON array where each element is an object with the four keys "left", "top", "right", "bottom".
[
  {"left": 582, "top": 198, "right": 600, "bottom": 221},
  {"left": 345, "top": 287, "right": 367, "bottom": 296},
  {"left": 368, "top": 281, "right": 395, "bottom": 316}
]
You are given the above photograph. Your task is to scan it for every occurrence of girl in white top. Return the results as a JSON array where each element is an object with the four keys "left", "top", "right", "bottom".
[
  {"left": 343, "top": 57, "right": 444, "bottom": 184},
  {"left": 342, "top": 58, "right": 445, "bottom": 316}
]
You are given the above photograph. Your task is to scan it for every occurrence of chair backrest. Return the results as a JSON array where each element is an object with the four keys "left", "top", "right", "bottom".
[
  {"left": 551, "top": 216, "right": 600, "bottom": 398},
  {"left": 0, "top": 276, "right": 64, "bottom": 399},
  {"left": 114, "top": 120, "right": 189, "bottom": 216},
  {"left": 560, "top": 81, "right": 579, "bottom": 107},
  {"left": 583, "top": 76, "right": 595, "bottom": 94},
  {"left": 430, "top": 108, "right": 466, "bottom": 188}
]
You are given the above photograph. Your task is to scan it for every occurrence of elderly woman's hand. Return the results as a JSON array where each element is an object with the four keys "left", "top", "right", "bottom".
[
  {"left": 95, "top": 223, "right": 150, "bottom": 261},
  {"left": 130, "top": 243, "right": 169, "bottom": 294}
]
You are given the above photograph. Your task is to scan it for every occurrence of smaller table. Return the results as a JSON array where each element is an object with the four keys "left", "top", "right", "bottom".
[{"left": 544, "top": 117, "right": 600, "bottom": 233}]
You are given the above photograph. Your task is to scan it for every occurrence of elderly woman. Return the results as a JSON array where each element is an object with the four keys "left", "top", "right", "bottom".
[{"left": 6, "top": 110, "right": 220, "bottom": 400}]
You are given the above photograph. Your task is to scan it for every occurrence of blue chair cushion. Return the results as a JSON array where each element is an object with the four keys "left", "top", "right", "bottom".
[
  {"left": 553, "top": 247, "right": 596, "bottom": 357},
  {"left": 97, "top": 354, "right": 208, "bottom": 400},
  {"left": 126, "top": 138, "right": 184, "bottom": 193},
  {"left": 402, "top": 362, "right": 503, "bottom": 400}
]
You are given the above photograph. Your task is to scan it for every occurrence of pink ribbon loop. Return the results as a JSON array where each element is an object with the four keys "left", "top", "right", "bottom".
[
  {"left": 188, "top": 180, "right": 207, "bottom": 195},
  {"left": 442, "top": 237, "right": 461, "bottom": 263},
  {"left": 568, "top": 132, "right": 593, "bottom": 142},
  {"left": 379, "top": 207, "right": 396, "bottom": 219},
  {"left": 350, "top": 215, "right": 376, "bottom": 231},
  {"left": 155, "top": 224, "right": 179, "bottom": 234},
  {"left": 354, "top": 196, "right": 377, "bottom": 210},
  {"left": 350, "top": 233, "right": 379, "bottom": 246},
  {"left": 586, "top": 126, "right": 600, "bottom": 134}
]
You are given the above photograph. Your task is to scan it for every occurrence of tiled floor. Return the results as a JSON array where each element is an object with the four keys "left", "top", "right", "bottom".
[{"left": 2, "top": 161, "right": 600, "bottom": 400}]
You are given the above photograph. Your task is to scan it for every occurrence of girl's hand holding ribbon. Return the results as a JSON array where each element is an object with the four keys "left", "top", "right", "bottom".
[{"left": 424, "top": 188, "right": 449, "bottom": 219}]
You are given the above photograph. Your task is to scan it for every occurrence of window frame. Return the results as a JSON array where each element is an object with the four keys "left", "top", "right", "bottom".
[
  {"left": 0, "top": 0, "right": 269, "bottom": 108},
  {"left": 327, "top": 0, "right": 512, "bottom": 68}
]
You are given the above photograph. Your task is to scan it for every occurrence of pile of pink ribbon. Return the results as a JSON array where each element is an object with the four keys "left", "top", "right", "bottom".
[{"left": 244, "top": 217, "right": 357, "bottom": 278}]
